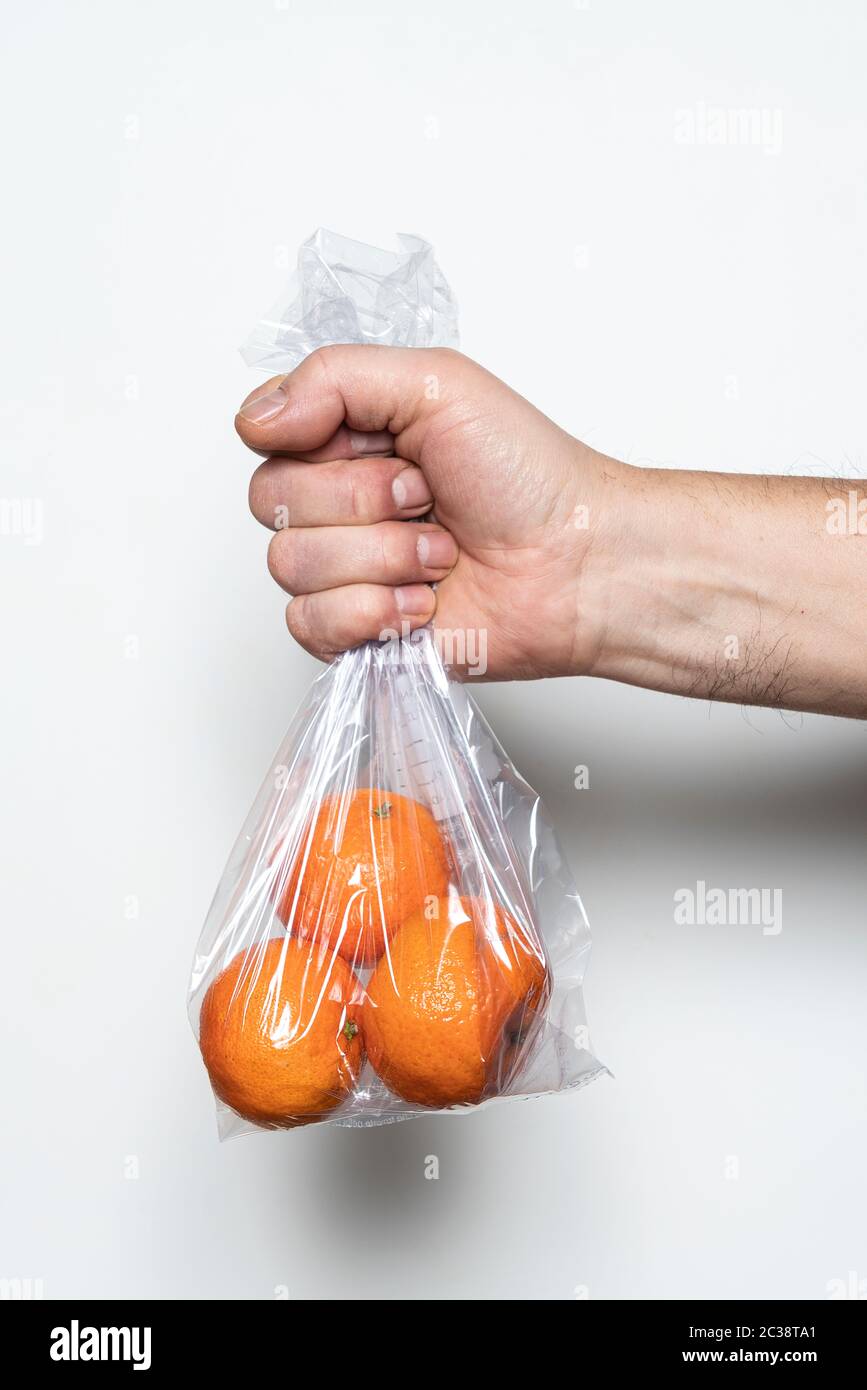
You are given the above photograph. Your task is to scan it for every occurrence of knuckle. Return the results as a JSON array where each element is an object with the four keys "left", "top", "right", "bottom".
[
  {"left": 307, "top": 344, "right": 337, "bottom": 384},
  {"left": 287, "top": 594, "right": 338, "bottom": 663},
  {"left": 355, "top": 586, "right": 386, "bottom": 633},
  {"left": 428, "top": 346, "right": 464, "bottom": 374},
  {"left": 376, "top": 524, "right": 406, "bottom": 581},
  {"left": 284, "top": 595, "right": 309, "bottom": 644},
  {"left": 266, "top": 531, "right": 282, "bottom": 580},
  {"left": 251, "top": 460, "right": 292, "bottom": 530},
  {"left": 267, "top": 529, "right": 299, "bottom": 588},
  {"left": 248, "top": 464, "right": 271, "bottom": 521},
  {"left": 343, "top": 465, "right": 367, "bottom": 522},
  {"left": 343, "top": 459, "right": 392, "bottom": 522}
]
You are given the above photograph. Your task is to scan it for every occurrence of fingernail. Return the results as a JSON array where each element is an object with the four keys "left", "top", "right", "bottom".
[
  {"left": 417, "top": 531, "right": 457, "bottom": 569},
  {"left": 392, "top": 467, "right": 433, "bottom": 510},
  {"left": 239, "top": 385, "right": 287, "bottom": 423},
  {"left": 349, "top": 430, "right": 393, "bottom": 455},
  {"left": 395, "top": 584, "right": 434, "bottom": 615}
]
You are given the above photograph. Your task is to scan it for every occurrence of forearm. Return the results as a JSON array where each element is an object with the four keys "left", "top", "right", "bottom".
[{"left": 584, "top": 461, "right": 867, "bottom": 719}]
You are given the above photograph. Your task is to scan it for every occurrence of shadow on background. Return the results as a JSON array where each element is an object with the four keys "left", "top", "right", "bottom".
[{"left": 305, "top": 1114, "right": 473, "bottom": 1226}]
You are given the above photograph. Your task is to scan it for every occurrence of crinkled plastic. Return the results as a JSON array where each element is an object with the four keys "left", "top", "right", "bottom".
[
  {"left": 189, "top": 231, "right": 606, "bottom": 1137},
  {"left": 240, "top": 227, "right": 459, "bottom": 374}
]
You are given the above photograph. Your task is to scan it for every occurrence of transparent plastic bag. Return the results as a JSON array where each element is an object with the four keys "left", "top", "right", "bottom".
[
  {"left": 240, "top": 227, "right": 459, "bottom": 374},
  {"left": 189, "top": 231, "right": 607, "bottom": 1137}
]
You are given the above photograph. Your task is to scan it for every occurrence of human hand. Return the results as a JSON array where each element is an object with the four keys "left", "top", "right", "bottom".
[
  {"left": 238, "top": 345, "right": 623, "bottom": 679},
  {"left": 238, "top": 346, "right": 867, "bottom": 716}
]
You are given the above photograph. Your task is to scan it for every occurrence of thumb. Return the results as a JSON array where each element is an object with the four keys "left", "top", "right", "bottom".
[{"left": 234, "top": 344, "right": 461, "bottom": 460}]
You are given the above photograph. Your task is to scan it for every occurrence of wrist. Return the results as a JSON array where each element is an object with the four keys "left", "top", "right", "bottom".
[
  {"left": 578, "top": 460, "right": 867, "bottom": 716},
  {"left": 576, "top": 458, "right": 749, "bottom": 693},
  {"left": 579, "top": 460, "right": 752, "bottom": 695},
  {"left": 564, "top": 449, "right": 660, "bottom": 683},
  {"left": 578, "top": 461, "right": 688, "bottom": 688}
]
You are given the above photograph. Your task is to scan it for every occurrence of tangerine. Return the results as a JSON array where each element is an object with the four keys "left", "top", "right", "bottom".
[
  {"left": 199, "top": 935, "right": 363, "bottom": 1127},
  {"left": 276, "top": 789, "right": 450, "bottom": 967},
  {"left": 364, "top": 893, "right": 549, "bottom": 1108}
]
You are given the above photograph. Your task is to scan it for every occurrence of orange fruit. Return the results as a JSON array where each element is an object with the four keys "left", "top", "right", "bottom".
[
  {"left": 276, "top": 789, "right": 450, "bottom": 968},
  {"left": 199, "top": 935, "right": 363, "bottom": 1127},
  {"left": 364, "top": 893, "right": 550, "bottom": 1108}
]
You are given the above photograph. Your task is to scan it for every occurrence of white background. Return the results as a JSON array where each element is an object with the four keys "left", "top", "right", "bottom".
[{"left": 2, "top": 0, "right": 866, "bottom": 1300}]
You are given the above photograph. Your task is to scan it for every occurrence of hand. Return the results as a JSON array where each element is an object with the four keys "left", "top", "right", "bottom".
[
  {"left": 237, "top": 346, "right": 867, "bottom": 717},
  {"left": 238, "top": 346, "right": 623, "bottom": 679}
]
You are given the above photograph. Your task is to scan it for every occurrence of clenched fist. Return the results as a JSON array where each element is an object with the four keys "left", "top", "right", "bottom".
[{"left": 237, "top": 345, "right": 867, "bottom": 717}]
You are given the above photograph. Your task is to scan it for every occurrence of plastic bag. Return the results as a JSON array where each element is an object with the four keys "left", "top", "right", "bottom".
[
  {"left": 239, "top": 227, "right": 460, "bottom": 373},
  {"left": 189, "top": 230, "right": 607, "bottom": 1137}
]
